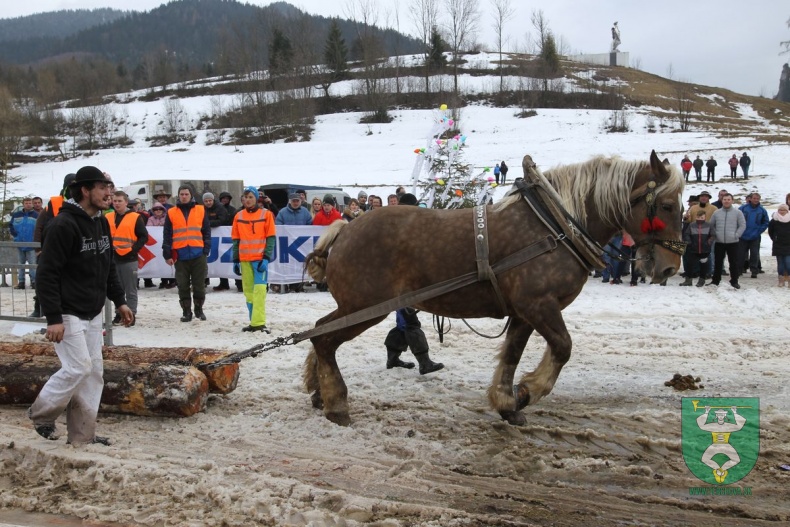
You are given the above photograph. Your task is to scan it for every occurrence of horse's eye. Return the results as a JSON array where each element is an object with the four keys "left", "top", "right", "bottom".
[{"left": 661, "top": 204, "right": 673, "bottom": 212}]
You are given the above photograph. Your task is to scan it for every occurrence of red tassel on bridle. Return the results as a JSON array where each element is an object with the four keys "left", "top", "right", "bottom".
[{"left": 641, "top": 217, "right": 666, "bottom": 233}]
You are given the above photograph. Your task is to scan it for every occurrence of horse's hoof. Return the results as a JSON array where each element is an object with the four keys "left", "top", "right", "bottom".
[
  {"left": 310, "top": 390, "right": 323, "bottom": 409},
  {"left": 513, "top": 384, "right": 530, "bottom": 411},
  {"left": 325, "top": 412, "right": 351, "bottom": 426},
  {"left": 499, "top": 410, "right": 527, "bottom": 426}
]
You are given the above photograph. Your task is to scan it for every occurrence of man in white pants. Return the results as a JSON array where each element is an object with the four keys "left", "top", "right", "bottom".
[{"left": 28, "top": 166, "right": 133, "bottom": 446}]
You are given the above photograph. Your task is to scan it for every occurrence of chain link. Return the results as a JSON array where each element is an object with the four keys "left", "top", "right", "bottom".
[{"left": 198, "top": 333, "right": 298, "bottom": 370}]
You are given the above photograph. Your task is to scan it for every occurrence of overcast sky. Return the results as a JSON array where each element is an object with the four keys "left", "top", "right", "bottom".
[{"left": 3, "top": 0, "right": 789, "bottom": 97}]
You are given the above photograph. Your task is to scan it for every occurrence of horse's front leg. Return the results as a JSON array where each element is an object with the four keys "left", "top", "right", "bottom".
[
  {"left": 487, "top": 317, "right": 534, "bottom": 426},
  {"left": 516, "top": 299, "right": 572, "bottom": 408},
  {"left": 310, "top": 338, "right": 350, "bottom": 426}
]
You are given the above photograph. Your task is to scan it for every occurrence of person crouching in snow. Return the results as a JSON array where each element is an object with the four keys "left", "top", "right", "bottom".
[{"left": 232, "top": 186, "right": 276, "bottom": 333}]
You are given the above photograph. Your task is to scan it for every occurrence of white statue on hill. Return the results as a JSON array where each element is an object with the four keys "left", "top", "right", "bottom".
[{"left": 611, "top": 21, "right": 621, "bottom": 52}]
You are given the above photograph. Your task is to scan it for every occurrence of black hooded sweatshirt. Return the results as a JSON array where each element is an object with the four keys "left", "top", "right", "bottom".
[{"left": 37, "top": 201, "right": 127, "bottom": 325}]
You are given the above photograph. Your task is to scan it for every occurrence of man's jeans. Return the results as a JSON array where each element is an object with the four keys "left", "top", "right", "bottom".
[
  {"left": 739, "top": 237, "right": 761, "bottom": 274},
  {"left": 17, "top": 248, "right": 36, "bottom": 284}
]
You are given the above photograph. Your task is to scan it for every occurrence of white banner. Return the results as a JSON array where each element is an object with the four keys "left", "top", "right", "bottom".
[{"left": 138, "top": 226, "right": 326, "bottom": 284}]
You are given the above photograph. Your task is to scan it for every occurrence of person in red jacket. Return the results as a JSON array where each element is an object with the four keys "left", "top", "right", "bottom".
[
  {"left": 312, "top": 194, "right": 343, "bottom": 226},
  {"left": 728, "top": 154, "right": 739, "bottom": 179},
  {"left": 680, "top": 155, "right": 693, "bottom": 182}
]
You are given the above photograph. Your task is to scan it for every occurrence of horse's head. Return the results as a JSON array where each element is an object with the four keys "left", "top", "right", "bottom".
[{"left": 625, "top": 150, "right": 685, "bottom": 283}]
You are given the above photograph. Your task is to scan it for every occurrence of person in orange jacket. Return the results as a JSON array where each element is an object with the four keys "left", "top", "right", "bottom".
[
  {"left": 162, "top": 184, "right": 211, "bottom": 322},
  {"left": 232, "top": 186, "right": 276, "bottom": 333}
]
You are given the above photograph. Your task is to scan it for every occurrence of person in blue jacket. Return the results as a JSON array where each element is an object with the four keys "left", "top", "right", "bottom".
[
  {"left": 275, "top": 193, "right": 313, "bottom": 225},
  {"left": 9, "top": 196, "right": 39, "bottom": 289},
  {"left": 738, "top": 192, "right": 769, "bottom": 278}
]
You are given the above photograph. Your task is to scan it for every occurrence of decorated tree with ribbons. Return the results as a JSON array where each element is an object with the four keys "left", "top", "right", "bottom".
[{"left": 410, "top": 104, "right": 497, "bottom": 209}]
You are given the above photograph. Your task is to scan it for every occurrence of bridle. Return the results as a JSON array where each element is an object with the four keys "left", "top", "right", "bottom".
[{"left": 630, "top": 179, "right": 687, "bottom": 261}]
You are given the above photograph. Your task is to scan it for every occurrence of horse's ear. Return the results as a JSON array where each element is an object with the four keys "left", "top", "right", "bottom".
[{"left": 650, "top": 150, "right": 669, "bottom": 181}]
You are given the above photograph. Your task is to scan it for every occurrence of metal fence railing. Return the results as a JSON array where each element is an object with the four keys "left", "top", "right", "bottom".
[{"left": 0, "top": 241, "right": 114, "bottom": 345}]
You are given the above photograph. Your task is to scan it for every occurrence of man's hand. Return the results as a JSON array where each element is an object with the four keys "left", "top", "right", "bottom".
[
  {"left": 233, "top": 262, "right": 241, "bottom": 275},
  {"left": 45, "top": 323, "right": 65, "bottom": 343},
  {"left": 165, "top": 258, "right": 174, "bottom": 266},
  {"left": 118, "top": 305, "right": 134, "bottom": 327},
  {"left": 256, "top": 259, "right": 268, "bottom": 273}
]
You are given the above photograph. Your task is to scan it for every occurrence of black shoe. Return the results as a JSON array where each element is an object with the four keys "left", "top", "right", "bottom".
[
  {"left": 419, "top": 360, "right": 445, "bottom": 375},
  {"left": 758, "top": 269, "right": 765, "bottom": 274},
  {"left": 14, "top": 283, "right": 25, "bottom": 290},
  {"left": 194, "top": 309, "right": 206, "bottom": 321},
  {"left": 386, "top": 357, "right": 415, "bottom": 369},
  {"left": 28, "top": 308, "right": 41, "bottom": 318},
  {"left": 143, "top": 280, "right": 156, "bottom": 288},
  {"left": 165, "top": 282, "right": 177, "bottom": 289},
  {"left": 213, "top": 284, "right": 230, "bottom": 291},
  {"left": 640, "top": 277, "right": 646, "bottom": 283},
  {"left": 158, "top": 282, "right": 166, "bottom": 289},
  {"left": 112, "top": 314, "right": 122, "bottom": 325},
  {"left": 730, "top": 281, "right": 741, "bottom": 289},
  {"left": 181, "top": 313, "right": 193, "bottom": 322},
  {"left": 35, "top": 424, "right": 59, "bottom": 440},
  {"left": 242, "top": 324, "right": 270, "bottom": 333},
  {"left": 751, "top": 272, "right": 758, "bottom": 278}
]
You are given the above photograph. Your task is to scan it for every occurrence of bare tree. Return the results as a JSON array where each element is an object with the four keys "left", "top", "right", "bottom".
[
  {"left": 410, "top": 0, "right": 440, "bottom": 94},
  {"left": 490, "top": 0, "right": 515, "bottom": 92},
  {"left": 162, "top": 98, "right": 188, "bottom": 137},
  {"left": 383, "top": 1, "right": 405, "bottom": 95},
  {"left": 445, "top": 0, "right": 479, "bottom": 98},
  {"left": 675, "top": 80, "right": 694, "bottom": 132},
  {"left": 531, "top": 9, "right": 560, "bottom": 94},
  {"left": 782, "top": 16, "right": 789, "bottom": 53},
  {"left": 346, "top": 0, "right": 390, "bottom": 122},
  {"left": 0, "top": 86, "right": 26, "bottom": 226}
]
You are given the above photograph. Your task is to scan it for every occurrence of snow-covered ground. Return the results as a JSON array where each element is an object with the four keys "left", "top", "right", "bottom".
[{"left": 1, "top": 91, "right": 789, "bottom": 525}]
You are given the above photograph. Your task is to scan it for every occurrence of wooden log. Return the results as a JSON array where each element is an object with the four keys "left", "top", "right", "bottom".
[
  {"left": 0, "top": 342, "right": 239, "bottom": 394},
  {"left": 0, "top": 354, "right": 207, "bottom": 417}
]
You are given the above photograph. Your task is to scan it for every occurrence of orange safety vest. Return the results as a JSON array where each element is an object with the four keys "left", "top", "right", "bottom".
[
  {"left": 49, "top": 195, "right": 64, "bottom": 216},
  {"left": 232, "top": 208, "right": 275, "bottom": 261},
  {"left": 106, "top": 211, "right": 140, "bottom": 256},
  {"left": 168, "top": 205, "right": 206, "bottom": 249}
]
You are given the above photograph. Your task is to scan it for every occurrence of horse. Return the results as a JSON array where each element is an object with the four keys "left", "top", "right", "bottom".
[{"left": 302, "top": 151, "right": 684, "bottom": 426}]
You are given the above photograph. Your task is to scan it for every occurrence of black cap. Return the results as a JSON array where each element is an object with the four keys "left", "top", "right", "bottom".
[
  {"left": 63, "top": 173, "right": 77, "bottom": 186},
  {"left": 398, "top": 193, "right": 419, "bottom": 206},
  {"left": 322, "top": 194, "right": 335, "bottom": 205},
  {"left": 71, "top": 166, "right": 109, "bottom": 186}
]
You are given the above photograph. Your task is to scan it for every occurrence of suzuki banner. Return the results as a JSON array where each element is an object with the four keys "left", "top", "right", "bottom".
[{"left": 138, "top": 226, "right": 325, "bottom": 284}]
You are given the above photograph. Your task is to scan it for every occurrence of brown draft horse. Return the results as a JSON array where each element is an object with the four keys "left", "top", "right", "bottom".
[{"left": 303, "top": 151, "right": 684, "bottom": 426}]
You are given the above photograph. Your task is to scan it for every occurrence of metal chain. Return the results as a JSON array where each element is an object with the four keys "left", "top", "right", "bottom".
[{"left": 198, "top": 333, "right": 298, "bottom": 370}]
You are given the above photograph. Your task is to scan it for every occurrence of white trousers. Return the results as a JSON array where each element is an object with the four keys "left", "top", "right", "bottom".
[{"left": 29, "top": 314, "right": 104, "bottom": 444}]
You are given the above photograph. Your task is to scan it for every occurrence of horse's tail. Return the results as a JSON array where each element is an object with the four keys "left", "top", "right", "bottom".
[{"left": 305, "top": 220, "right": 347, "bottom": 283}]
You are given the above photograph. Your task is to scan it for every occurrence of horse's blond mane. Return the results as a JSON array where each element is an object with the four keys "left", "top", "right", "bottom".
[{"left": 494, "top": 156, "right": 683, "bottom": 227}]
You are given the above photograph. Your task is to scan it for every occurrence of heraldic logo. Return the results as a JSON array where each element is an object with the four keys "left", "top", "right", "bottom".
[{"left": 682, "top": 397, "right": 759, "bottom": 486}]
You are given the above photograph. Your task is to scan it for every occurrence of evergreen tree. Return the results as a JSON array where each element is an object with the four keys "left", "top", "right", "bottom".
[
  {"left": 427, "top": 26, "right": 448, "bottom": 72},
  {"left": 268, "top": 28, "right": 293, "bottom": 76},
  {"left": 413, "top": 105, "right": 495, "bottom": 209},
  {"left": 540, "top": 32, "right": 560, "bottom": 75},
  {"left": 324, "top": 19, "right": 349, "bottom": 82}
]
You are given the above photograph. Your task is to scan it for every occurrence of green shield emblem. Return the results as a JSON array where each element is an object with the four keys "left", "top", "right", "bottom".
[{"left": 682, "top": 397, "right": 759, "bottom": 485}]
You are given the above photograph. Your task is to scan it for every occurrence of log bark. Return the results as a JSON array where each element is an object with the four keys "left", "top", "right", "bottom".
[
  {"left": 0, "top": 354, "right": 207, "bottom": 417},
  {"left": 0, "top": 342, "right": 239, "bottom": 394}
]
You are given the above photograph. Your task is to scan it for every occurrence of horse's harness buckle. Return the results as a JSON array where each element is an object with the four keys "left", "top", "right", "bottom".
[{"left": 474, "top": 205, "right": 508, "bottom": 316}]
